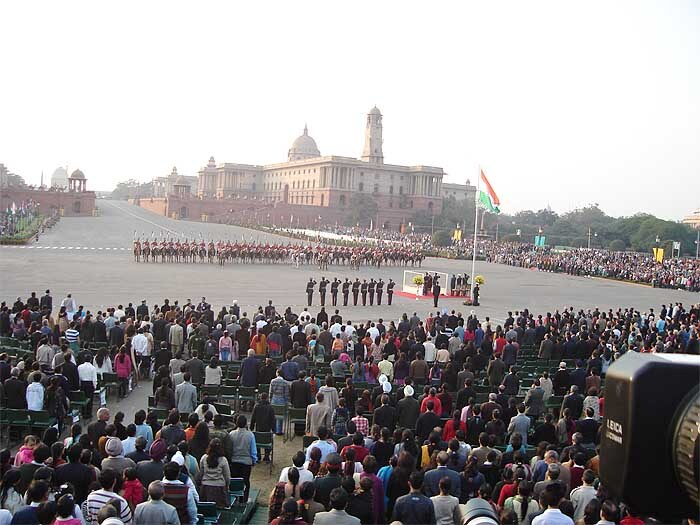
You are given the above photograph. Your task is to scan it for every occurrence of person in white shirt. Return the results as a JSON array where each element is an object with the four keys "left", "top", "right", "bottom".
[
  {"left": 539, "top": 372, "right": 553, "bottom": 401},
  {"left": 278, "top": 451, "right": 314, "bottom": 486},
  {"left": 61, "top": 294, "right": 77, "bottom": 319},
  {"left": 26, "top": 373, "right": 45, "bottom": 411},
  {"left": 330, "top": 322, "right": 343, "bottom": 338},
  {"left": 532, "top": 482, "right": 574, "bottom": 525},
  {"left": 122, "top": 424, "right": 138, "bottom": 456},
  {"left": 423, "top": 337, "right": 437, "bottom": 363},
  {"left": 367, "top": 324, "right": 380, "bottom": 341},
  {"left": 78, "top": 355, "right": 99, "bottom": 413}
]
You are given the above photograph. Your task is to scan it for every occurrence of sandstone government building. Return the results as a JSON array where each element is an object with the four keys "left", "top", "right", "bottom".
[{"left": 138, "top": 107, "right": 475, "bottom": 230}]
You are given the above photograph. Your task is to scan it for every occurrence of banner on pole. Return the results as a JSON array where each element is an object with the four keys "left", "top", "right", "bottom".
[
  {"left": 453, "top": 228, "right": 462, "bottom": 241},
  {"left": 653, "top": 247, "right": 664, "bottom": 262},
  {"left": 534, "top": 235, "right": 546, "bottom": 247}
]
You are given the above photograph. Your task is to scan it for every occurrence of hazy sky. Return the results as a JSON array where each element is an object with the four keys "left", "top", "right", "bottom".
[{"left": 1, "top": 1, "right": 698, "bottom": 220}]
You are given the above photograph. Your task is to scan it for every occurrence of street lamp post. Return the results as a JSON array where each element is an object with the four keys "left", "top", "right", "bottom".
[{"left": 587, "top": 227, "right": 597, "bottom": 250}]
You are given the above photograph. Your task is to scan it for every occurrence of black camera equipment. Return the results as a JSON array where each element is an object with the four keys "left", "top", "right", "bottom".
[{"left": 600, "top": 352, "right": 699, "bottom": 521}]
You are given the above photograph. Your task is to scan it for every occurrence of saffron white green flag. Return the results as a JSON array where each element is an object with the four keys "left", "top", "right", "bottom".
[{"left": 477, "top": 170, "right": 500, "bottom": 214}]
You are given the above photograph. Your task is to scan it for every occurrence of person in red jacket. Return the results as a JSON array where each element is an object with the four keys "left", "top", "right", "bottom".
[{"left": 442, "top": 410, "right": 467, "bottom": 442}]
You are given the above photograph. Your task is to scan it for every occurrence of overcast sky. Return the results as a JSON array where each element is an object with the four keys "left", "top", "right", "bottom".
[{"left": 1, "top": 1, "right": 698, "bottom": 220}]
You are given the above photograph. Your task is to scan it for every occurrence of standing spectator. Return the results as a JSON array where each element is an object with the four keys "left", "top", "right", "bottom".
[
  {"left": 431, "top": 477, "right": 461, "bottom": 525},
  {"left": 269, "top": 369, "right": 290, "bottom": 435},
  {"left": 570, "top": 470, "right": 597, "bottom": 521},
  {"left": 45, "top": 376, "right": 69, "bottom": 434},
  {"left": 312, "top": 487, "right": 360, "bottom": 525},
  {"left": 101, "top": 437, "right": 136, "bottom": 476},
  {"left": 133, "top": 481, "right": 178, "bottom": 525},
  {"left": 175, "top": 373, "right": 197, "bottom": 414},
  {"left": 391, "top": 471, "right": 436, "bottom": 525},
  {"left": 228, "top": 416, "right": 256, "bottom": 501},
  {"left": 250, "top": 393, "right": 275, "bottom": 462},
  {"left": 204, "top": 357, "right": 222, "bottom": 385},
  {"left": 136, "top": 439, "right": 167, "bottom": 489},
  {"left": 154, "top": 378, "right": 176, "bottom": 410},
  {"left": 77, "top": 355, "right": 98, "bottom": 414},
  {"left": 115, "top": 347, "right": 132, "bottom": 398},
  {"left": 86, "top": 469, "right": 133, "bottom": 525},
  {"left": 306, "top": 393, "right": 331, "bottom": 437},
  {"left": 26, "top": 373, "right": 44, "bottom": 411}
]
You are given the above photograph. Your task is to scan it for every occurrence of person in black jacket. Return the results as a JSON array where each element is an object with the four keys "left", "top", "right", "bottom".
[
  {"left": 251, "top": 392, "right": 275, "bottom": 461},
  {"left": 415, "top": 399, "right": 440, "bottom": 442},
  {"left": 4, "top": 367, "right": 27, "bottom": 408},
  {"left": 290, "top": 371, "right": 313, "bottom": 408},
  {"left": 57, "top": 351, "right": 80, "bottom": 391},
  {"left": 109, "top": 323, "right": 125, "bottom": 348},
  {"left": 501, "top": 366, "right": 520, "bottom": 396},
  {"left": 373, "top": 394, "right": 397, "bottom": 431}
]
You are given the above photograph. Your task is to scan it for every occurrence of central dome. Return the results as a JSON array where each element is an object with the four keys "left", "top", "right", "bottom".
[{"left": 288, "top": 125, "right": 320, "bottom": 161}]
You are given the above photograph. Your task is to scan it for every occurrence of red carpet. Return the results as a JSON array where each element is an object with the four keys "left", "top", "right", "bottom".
[{"left": 394, "top": 290, "right": 466, "bottom": 300}]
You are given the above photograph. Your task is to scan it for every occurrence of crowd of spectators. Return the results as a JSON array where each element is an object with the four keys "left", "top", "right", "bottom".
[{"left": 0, "top": 290, "right": 698, "bottom": 524}]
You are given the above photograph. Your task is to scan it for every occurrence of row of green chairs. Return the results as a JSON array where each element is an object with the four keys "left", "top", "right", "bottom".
[{"left": 0, "top": 408, "right": 57, "bottom": 445}]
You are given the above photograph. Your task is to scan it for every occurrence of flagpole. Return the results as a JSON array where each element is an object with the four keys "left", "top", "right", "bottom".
[{"left": 470, "top": 169, "right": 480, "bottom": 301}]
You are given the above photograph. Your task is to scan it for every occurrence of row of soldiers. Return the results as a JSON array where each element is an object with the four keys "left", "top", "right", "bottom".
[{"left": 305, "top": 277, "right": 396, "bottom": 307}]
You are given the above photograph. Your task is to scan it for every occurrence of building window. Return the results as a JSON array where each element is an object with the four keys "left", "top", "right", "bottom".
[
  {"left": 375, "top": 173, "right": 379, "bottom": 179},
  {"left": 389, "top": 201, "right": 393, "bottom": 208},
  {"left": 428, "top": 201, "right": 434, "bottom": 210},
  {"left": 373, "top": 184, "right": 379, "bottom": 193},
  {"left": 399, "top": 186, "right": 403, "bottom": 195},
  {"left": 358, "top": 182, "right": 364, "bottom": 192},
  {"left": 312, "top": 180, "right": 315, "bottom": 188},
  {"left": 321, "top": 194, "right": 325, "bottom": 206},
  {"left": 389, "top": 185, "right": 393, "bottom": 194},
  {"left": 410, "top": 200, "right": 414, "bottom": 208},
  {"left": 339, "top": 195, "right": 346, "bottom": 206}
]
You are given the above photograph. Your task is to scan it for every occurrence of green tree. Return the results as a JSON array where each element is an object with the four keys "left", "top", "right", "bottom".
[{"left": 432, "top": 230, "right": 453, "bottom": 247}]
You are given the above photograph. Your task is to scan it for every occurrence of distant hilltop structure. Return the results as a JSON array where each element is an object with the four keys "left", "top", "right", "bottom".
[
  {"left": 682, "top": 209, "right": 700, "bottom": 229},
  {"left": 137, "top": 107, "right": 475, "bottom": 229}
]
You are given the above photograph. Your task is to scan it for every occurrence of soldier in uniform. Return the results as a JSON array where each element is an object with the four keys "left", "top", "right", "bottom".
[
  {"left": 376, "top": 278, "right": 385, "bottom": 305},
  {"left": 319, "top": 277, "right": 329, "bottom": 307},
  {"left": 360, "top": 279, "right": 368, "bottom": 306},
  {"left": 352, "top": 278, "right": 361, "bottom": 306},
  {"left": 450, "top": 274, "right": 457, "bottom": 296},
  {"left": 432, "top": 279, "right": 441, "bottom": 308},
  {"left": 330, "top": 278, "right": 339, "bottom": 307},
  {"left": 306, "top": 278, "right": 317, "bottom": 307},
  {"left": 368, "top": 278, "right": 376, "bottom": 306},
  {"left": 342, "top": 278, "right": 350, "bottom": 307},
  {"left": 387, "top": 278, "right": 395, "bottom": 305}
]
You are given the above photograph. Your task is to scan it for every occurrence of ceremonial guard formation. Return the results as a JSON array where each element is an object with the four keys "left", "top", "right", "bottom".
[
  {"left": 305, "top": 277, "right": 396, "bottom": 306},
  {"left": 133, "top": 238, "right": 424, "bottom": 268}
]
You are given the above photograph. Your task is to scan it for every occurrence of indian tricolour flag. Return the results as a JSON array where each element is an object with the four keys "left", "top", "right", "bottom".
[{"left": 477, "top": 170, "right": 500, "bottom": 214}]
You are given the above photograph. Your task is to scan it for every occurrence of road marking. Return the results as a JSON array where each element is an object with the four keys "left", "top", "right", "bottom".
[{"left": 103, "top": 200, "right": 181, "bottom": 236}]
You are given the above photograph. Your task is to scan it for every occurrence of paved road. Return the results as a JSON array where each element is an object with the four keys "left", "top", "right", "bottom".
[{"left": 1, "top": 199, "right": 696, "bottom": 326}]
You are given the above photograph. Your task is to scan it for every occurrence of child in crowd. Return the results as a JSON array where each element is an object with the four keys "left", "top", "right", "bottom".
[
  {"left": 54, "top": 494, "right": 82, "bottom": 525},
  {"left": 121, "top": 467, "right": 144, "bottom": 512},
  {"left": 13, "top": 435, "right": 37, "bottom": 466}
]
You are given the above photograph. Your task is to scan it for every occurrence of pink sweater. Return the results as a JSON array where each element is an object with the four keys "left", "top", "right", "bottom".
[{"left": 114, "top": 354, "right": 132, "bottom": 378}]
